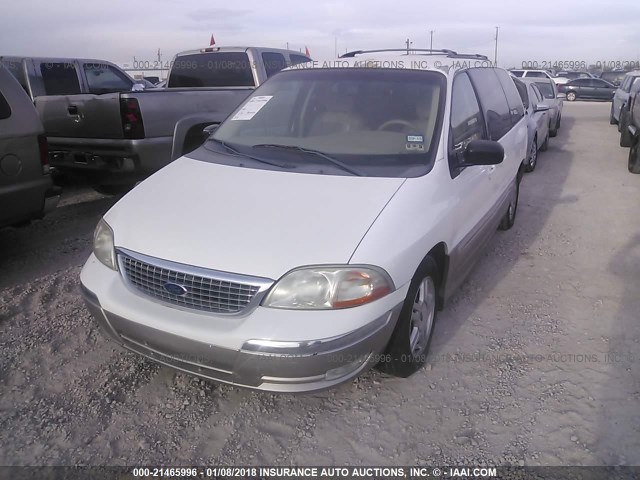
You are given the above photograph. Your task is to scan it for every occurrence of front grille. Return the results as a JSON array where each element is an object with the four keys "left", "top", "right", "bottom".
[{"left": 120, "top": 254, "right": 261, "bottom": 314}]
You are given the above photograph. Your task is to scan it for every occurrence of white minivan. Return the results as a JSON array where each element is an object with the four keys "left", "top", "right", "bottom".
[{"left": 81, "top": 50, "right": 527, "bottom": 392}]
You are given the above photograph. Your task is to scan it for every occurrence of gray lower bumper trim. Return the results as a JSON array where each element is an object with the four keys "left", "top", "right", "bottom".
[{"left": 80, "top": 283, "right": 402, "bottom": 392}]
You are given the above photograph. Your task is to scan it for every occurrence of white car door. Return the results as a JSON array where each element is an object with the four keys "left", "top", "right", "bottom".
[{"left": 445, "top": 72, "right": 495, "bottom": 291}]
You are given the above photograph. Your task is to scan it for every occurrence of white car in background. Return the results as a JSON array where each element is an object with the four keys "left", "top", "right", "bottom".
[
  {"left": 510, "top": 69, "right": 557, "bottom": 80},
  {"left": 81, "top": 49, "right": 527, "bottom": 392}
]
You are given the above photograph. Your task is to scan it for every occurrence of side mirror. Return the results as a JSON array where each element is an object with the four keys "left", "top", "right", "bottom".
[
  {"left": 460, "top": 139, "right": 504, "bottom": 166},
  {"left": 534, "top": 103, "right": 550, "bottom": 112},
  {"left": 203, "top": 123, "right": 219, "bottom": 139},
  {"left": 556, "top": 93, "right": 566, "bottom": 99}
]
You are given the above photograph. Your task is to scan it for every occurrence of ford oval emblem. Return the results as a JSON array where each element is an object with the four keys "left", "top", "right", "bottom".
[{"left": 163, "top": 282, "right": 188, "bottom": 296}]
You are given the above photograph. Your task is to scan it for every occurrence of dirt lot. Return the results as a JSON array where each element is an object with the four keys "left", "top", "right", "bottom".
[{"left": 1, "top": 102, "right": 639, "bottom": 466}]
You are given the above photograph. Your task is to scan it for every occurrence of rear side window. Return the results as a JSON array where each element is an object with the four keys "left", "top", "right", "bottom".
[
  {"left": 40, "top": 62, "right": 81, "bottom": 95},
  {"left": 450, "top": 72, "right": 486, "bottom": 153},
  {"left": 290, "top": 54, "right": 312, "bottom": 66},
  {"left": 468, "top": 68, "right": 512, "bottom": 141},
  {"left": 590, "top": 79, "right": 609, "bottom": 88},
  {"left": 262, "top": 52, "right": 287, "bottom": 78},
  {"left": 495, "top": 69, "right": 524, "bottom": 126},
  {"left": 510, "top": 70, "right": 524, "bottom": 77},
  {"left": 526, "top": 71, "right": 547, "bottom": 78},
  {"left": 168, "top": 52, "right": 255, "bottom": 88},
  {"left": 571, "top": 78, "right": 589, "bottom": 86},
  {"left": 0, "top": 91, "right": 11, "bottom": 119},
  {"left": 83, "top": 63, "right": 132, "bottom": 94}
]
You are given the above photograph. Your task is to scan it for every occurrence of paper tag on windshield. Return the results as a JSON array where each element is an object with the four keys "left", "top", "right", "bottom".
[
  {"left": 407, "top": 135, "right": 424, "bottom": 143},
  {"left": 231, "top": 96, "right": 273, "bottom": 121}
]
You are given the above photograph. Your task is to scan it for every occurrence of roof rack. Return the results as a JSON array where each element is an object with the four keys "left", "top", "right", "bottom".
[{"left": 339, "top": 48, "right": 489, "bottom": 61}]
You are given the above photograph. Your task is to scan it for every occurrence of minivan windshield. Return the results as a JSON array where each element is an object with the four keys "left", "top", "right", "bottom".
[{"left": 206, "top": 68, "right": 446, "bottom": 177}]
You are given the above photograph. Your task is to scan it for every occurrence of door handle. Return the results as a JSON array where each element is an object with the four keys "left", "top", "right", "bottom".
[{"left": 67, "top": 105, "right": 78, "bottom": 115}]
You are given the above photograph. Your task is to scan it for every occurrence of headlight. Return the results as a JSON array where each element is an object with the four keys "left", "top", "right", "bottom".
[
  {"left": 93, "top": 219, "right": 117, "bottom": 270},
  {"left": 262, "top": 266, "right": 394, "bottom": 310}
]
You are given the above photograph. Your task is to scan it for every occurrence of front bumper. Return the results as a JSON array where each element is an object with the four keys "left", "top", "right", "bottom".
[{"left": 80, "top": 258, "right": 405, "bottom": 392}]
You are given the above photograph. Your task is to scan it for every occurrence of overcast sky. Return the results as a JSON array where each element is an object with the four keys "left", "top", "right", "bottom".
[{"left": 2, "top": 0, "right": 640, "bottom": 70}]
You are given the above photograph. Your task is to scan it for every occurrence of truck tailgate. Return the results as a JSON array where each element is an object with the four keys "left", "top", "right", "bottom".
[
  {"left": 34, "top": 94, "right": 124, "bottom": 139},
  {"left": 123, "top": 87, "right": 254, "bottom": 138}
]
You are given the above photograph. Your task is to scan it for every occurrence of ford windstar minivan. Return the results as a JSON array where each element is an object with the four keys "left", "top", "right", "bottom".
[{"left": 81, "top": 49, "right": 527, "bottom": 392}]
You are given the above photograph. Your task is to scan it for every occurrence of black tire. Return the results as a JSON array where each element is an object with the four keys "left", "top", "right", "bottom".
[
  {"left": 93, "top": 184, "right": 135, "bottom": 196},
  {"left": 619, "top": 109, "right": 632, "bottom": 148},
  {"left": 525, "top": 136, "right": 537, "bottom": 172},
  {"left": 617, "top": 106, "right": 625, "bottom": 133},
  {"left": 566, "top": 91, "right": 577, "bottom": 102},
  {"left": 499, "top": 175, "right": 520, "bottom": 231},
  {"left": 540, "top": 134, "right": 549, "bottom": 152},
  {"left": 549, "top": 114, "right": 560, "bottom": 137},
  {"left": 381, "top": 256, "right": 439, "bottom": 378},
  {"left": 610, "top": 102, "right": 618, "bottom": 125},
  {"left": 629, "top": 139, "right": 640, "bottom": 174}
]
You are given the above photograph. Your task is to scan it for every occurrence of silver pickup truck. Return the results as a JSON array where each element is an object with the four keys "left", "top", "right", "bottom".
[{"left": 1, "top": 47, "right": 311, "bottom": 194}]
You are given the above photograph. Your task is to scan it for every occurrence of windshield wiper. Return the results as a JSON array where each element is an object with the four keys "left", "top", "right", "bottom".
[
  {"left": 207, "top": 138, "right": 294, "bottom": 169},
  {"left": 252, "top": 144, "right": 364, "bottom": 176}
]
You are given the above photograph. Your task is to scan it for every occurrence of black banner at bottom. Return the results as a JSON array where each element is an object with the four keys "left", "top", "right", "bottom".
[{"left": 0, "top": 466, "right": 637, "bottom": 480}]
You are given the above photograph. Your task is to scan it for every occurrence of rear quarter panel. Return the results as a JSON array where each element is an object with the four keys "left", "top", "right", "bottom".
[{"left": 0, "top": 67, "right": 49, "bottom": 225}]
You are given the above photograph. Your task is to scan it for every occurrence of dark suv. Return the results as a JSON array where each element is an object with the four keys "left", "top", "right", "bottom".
[{"left": 0, "top": 65, "right": 60, "bottom": 227}]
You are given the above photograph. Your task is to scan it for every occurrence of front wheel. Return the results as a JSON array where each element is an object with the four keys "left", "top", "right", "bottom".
[
  {"left": 566, "top": 91, "right": 577, "bottom": 102},
  {"left": 525, "top": 136, "right": 537, "bottom": 172},
  {"left": 381, "top": 257, "right": 439, "bottom": 378},
  {"left": 499, "top": 175, "right": 520, "bottom": 231},
  {"left": 619, "top": 109, "right": 632, "bottom": 147},
  {"left": 629, "top": 139, "right": 640, "bottom": 174}
]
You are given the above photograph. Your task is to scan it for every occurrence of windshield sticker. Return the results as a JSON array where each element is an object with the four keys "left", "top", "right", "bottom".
[
  {"left": 406, "top": 143, "right": 425, "bottom": 152},
  {"left": 231, "top": 96, "right": 273, "bottom": 121},
  {"left": 407, "top": 135, "right": 424, "bottom": 143}
]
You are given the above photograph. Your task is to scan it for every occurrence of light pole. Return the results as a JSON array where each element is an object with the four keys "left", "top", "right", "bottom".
[
  {"left": 429, "top": 30, "right": 435, "bottom": 51},
  {"left": 494, "top": 26, "right": 499, "bottom": 66}
]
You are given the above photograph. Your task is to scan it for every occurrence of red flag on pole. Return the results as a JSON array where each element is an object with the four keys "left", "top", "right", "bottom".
[
  {"left": 209, "top": 34, "right": 216, "bottom": 46},
  {"left": 305, "top": 46, "right": 310, "bottom": 57}
]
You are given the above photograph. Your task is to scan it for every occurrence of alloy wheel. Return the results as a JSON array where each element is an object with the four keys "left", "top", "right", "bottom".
[{"left": 409, "top": 276, "right": 436, "bottom": 356}]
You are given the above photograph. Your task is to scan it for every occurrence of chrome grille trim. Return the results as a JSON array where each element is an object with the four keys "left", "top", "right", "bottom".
[{"left": 116, "top": 247, "right": 274, "bottom": 315}]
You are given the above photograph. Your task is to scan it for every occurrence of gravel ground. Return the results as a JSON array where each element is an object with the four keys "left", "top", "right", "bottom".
[{"left": 1, "top": 102, "right": 639, "bottom": 466}]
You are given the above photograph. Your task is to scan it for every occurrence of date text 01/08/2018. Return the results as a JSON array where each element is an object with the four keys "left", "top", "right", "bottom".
[{"left": 521, "top": 60, "right": 640, "bottom": 70}]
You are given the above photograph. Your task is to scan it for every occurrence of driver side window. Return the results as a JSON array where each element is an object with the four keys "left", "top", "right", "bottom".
[{"left": 449, "top": 72, "right": 486, "bottom": 176}]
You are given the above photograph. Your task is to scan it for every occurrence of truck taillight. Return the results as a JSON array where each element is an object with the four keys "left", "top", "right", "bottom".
[
  {"left": 38, "top": 134, "right": 50, "bottom": 174},
  {"left": 120, "top": 98, "right": 145, "bottom": 139}
]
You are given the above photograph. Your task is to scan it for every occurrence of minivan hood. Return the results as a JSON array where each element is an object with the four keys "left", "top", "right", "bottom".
[{"left": 104, "top": 157, "right": 405, "bottom": 280}]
